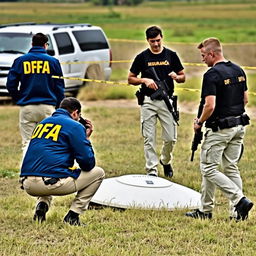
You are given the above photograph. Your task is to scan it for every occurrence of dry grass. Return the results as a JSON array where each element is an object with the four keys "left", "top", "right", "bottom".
[{"left": 0, "top": 104, "right": 256, "bottom": 255}]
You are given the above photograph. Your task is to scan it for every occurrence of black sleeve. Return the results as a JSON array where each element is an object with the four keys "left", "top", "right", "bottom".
[
  {"left": 201, "top": 70, "right": 219, "bottom": 98},
  {"left": 242, "top": 69, "right": 248, "bottom": 91},
  {"left": 130, "top": 53, "right": 143, "bottom": 75},
  {"left": 171, "top": 52, "right": 184, "bottom": 73}
]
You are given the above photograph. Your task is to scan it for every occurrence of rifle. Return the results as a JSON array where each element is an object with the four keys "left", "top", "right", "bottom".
[
  {"left": 146, "top": 67, "right": 179, "bottom": 125},
  {"left": 190, "top": 130, "right": 203, "bottom": 161}
]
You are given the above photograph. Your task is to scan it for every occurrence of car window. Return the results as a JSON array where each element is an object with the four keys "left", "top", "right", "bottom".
[
  {"left": 46, "top": 35, "right": 55, "bottom": 56},
  {"left": 53, "top": 32, "right": 74, "bottom": 55},
  {"left": 72, "top": 30, "right": 109, "bottom": 51},
  {"left": 0, "top": 33, "right": 32, "bottom": 54}
]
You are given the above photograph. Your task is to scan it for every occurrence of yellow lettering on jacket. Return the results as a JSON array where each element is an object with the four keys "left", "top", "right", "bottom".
[
  {"left": 31, "top": 123, "right": 62, "bottom": 141},
  {"left": 31, "top": 124, "right": 44, "bottom": 139},
  {"left": 23, "top": 60, "right": 50, "bottom": 74},
  {"left": 45, "top": 125, "right": 62, "bottom": 141}
]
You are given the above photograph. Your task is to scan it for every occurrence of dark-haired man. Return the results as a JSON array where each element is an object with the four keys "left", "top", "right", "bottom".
[
  {"left": 186, "top": 38, "right": 253, "bottom": 221},
  {"left": 20, "top": 97, "right": 105, "bottom": 226},
  {"left": 128, "top": 25, "right": 185, "bottom": 177},
  {"left": 6, "top": 32, "right": 65, "bottom": 157}
]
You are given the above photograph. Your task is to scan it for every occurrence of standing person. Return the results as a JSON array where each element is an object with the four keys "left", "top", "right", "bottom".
[
  {"left": 128, "top": 25, "right": 185, "bottom": 177},
  {"left": 186, "top": 38, "right": 253, "bottom": 221},
  {"left": 6, "top": 32, "right": 65, "bottom": 156},
  {"left": 20, "top": 97, "right": 105, "bottom": 226}
]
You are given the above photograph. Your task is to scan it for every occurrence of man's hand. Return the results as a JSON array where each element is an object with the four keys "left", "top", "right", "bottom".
[
  {"left": 85, "top": 119, "right": 93, "bottom": 138},
  {"left": 142, "top": 78, "right": 158, "bottom": 90},
  {"left": 79, "top": 117, "right": 93, "bottom": 138},
  {"left": 169, "top": 71, "right": 178, "bottom": 80},
  {"left": 193, "top": 118, "right": 203, "bottom": 133},
  {"left": 168, "top": 70, "right": 185, "bottom": 83}
]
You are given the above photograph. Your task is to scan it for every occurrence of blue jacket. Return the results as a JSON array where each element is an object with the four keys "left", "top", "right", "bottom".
[
  {"left": 21, "top": 108, "right": 95, "bottom": 179},
  {"left": 6, "top": 46, "right": 65, "bottom": 107}
]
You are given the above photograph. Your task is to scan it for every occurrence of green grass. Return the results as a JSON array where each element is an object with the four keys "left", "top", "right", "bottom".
[
  {"left": 1, "top": 2, "right": 256, "bottom": 43},
  {"left": 1, "top": 2, "right": 256, "bottom": 254},
  {"left": 1, "top": 104, "right": 256, "bottom": 255},
  {"left": 1, "top": 1, "right": 256, "bottom": 104}
]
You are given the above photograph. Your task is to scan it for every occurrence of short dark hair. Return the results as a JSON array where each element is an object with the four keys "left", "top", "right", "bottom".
[
  {"left": 146, "top": 26, "right": 163, "bottom": 39},
  {"left": 32, "top": 33, "right": 48, "bottom": 47},
  {"left": 197, "top": 37, "right": 222, "bottom": 53},
  {"left": 60, "top": 97, "right": 81, "bottom": 114}
]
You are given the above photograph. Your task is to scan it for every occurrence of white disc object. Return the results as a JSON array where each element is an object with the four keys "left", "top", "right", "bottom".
[{"left": 91, "top": 174, "right": 201, "bottom": 210}]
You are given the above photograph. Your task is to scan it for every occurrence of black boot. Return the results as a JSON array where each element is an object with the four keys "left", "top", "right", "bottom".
[
  {"left": 33, "top": 202, "right": 48, "bottom": 223},
  {"left": 160, "top": 160, "right": 173, "bottom": 178},
  {"left": 63, "top": 210, "right": 81, "bottom": 226},
  {"left": 235, "top": 197, "right": 253, "bottom": 221},
  {"left": 185, "top": 209, "right": 212, "bottom": 219}
]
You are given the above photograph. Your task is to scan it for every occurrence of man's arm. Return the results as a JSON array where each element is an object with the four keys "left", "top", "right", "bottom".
[
  {"left": 244, "top": 91, "right": 248, "bottom": 106},
  {"left": 71, "top": 123, "right": 96, "bottom": 172},
  {"left": 128, "top": 71, "right": 158, "bottom": 90},
  {"left": 6, "top": 59, "right": 21, "bottom": 102},
  {"left": 194, "top": 95, "right": 215, "bottom": 131},
  {"left": 169, "top": 69, "right": 186, "bottom": 83}
]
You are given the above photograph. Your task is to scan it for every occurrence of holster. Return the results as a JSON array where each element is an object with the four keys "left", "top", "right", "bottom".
[
  {"left": 171, "top": 95, "right": 179, "bottom": 122},
  {"left": 135, "top": 89, "right": 145, "bottom": 105},
  {"left": 43, "top": 177, "right": 60, "bottom": 185}
]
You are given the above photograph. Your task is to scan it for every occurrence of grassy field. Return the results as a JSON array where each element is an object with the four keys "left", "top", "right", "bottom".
[
  {"left": 1, "top": 104, "right": 256, "bottom": 255},
  {"left": 1, "top": 1, "right": 256, "bottom": 43},
  {"left": 2, "top": 1, "right": 256, "bottom": 104},
  {"left": 1, "top": 2, "right": 256, "bottom": 254}
]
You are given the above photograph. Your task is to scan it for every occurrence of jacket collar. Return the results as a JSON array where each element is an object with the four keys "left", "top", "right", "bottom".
[
  {"left": 53, "top": 108, "right": 73, "bottom": 118},
  {"left": 28, "top": 46, "right": 47, "bottom": 53}
]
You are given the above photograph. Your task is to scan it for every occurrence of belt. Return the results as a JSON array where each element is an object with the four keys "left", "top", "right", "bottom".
[
  {"left": 19, "top": 176, "right": 60, "bottom": 189},
  {"left": 206, "top": 114, "right": 250, "bottom": 131}
]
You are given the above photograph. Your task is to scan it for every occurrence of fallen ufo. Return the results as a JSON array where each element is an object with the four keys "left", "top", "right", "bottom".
[{"left": 91, "top": 174, "right": 201, "bottom": 210}]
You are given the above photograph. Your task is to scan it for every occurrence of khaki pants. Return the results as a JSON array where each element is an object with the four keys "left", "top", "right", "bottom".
[
  {"left": 200, "top": 125, "right": 245, "bottom": 216},
  {"left": 22, "top": 166, "right": 105, "bottom": 214},
  {"left": 141, "top": 96, "right": 177, "bottom": 175},
  {"left": 19, "top": 104, "right": 55, "bottom": 157}
]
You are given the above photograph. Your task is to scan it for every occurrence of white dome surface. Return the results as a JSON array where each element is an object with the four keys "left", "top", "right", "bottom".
[{"left": 91, "top": 174, "right": 201, "bottom": 210}]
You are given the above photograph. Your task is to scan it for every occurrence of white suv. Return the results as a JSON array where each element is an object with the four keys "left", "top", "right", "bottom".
[{"left": 0, "top": 22, "right": 112, "bottom": 96}]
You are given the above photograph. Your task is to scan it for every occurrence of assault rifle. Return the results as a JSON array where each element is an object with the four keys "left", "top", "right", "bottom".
[
  {"left": 190, "top": 130, "right": 203, "bottom": 161},
  {"left": 146, "top": 67, "right": 179, "bottom": 125}
]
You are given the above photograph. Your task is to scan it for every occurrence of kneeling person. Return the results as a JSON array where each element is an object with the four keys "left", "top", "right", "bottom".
[{"left": 20, "top": 97, "right": 105, "bottom": 226}]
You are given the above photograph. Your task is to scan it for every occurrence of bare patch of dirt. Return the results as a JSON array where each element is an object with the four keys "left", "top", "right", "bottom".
[{"left": 83, "top": 99, "right": 256, "bottom": 119}]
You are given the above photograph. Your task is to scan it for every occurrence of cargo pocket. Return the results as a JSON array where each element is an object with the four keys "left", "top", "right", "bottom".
[{"left": 201, "top": 144, "right": 222, "bottom": 165}]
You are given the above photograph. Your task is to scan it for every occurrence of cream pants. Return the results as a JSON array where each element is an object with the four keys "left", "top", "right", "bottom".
[
  {"left": 19, "top": 104, "right": 55, "bottom": 157},
  {"left": 141, "top": 96, "right": 177, "bottom": 175},
  {"left": 23, "top": 166, "right": 105, "bottom": 214},
  {"left": 200, "top": 125, "right": 245, "bottom": 216}
]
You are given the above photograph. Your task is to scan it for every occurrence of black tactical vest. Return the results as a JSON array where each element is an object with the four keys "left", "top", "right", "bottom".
[{"left": 207, "top": 61, "right": 246, "bottom": 123}]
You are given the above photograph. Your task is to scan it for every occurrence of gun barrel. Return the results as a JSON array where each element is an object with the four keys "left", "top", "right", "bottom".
[{"left": 190, "top": 151, "right": 195, "bottom": 162}]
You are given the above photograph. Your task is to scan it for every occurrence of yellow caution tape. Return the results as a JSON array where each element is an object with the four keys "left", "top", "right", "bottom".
[
  {"left": 109, "top": 38, "right": 256, "bottom": 46},
  {"left": 51, "top": 75, "right": 202, "bottom": 93},
  {"left": 52, "top": 75, "right": 129, "bottom": 86},
  {"left": 52, "top": 75, "right": 256, "bottom": 96},
  {"left": 60, "top": 59, "right": 256, "bottom": 71},
  {"left": 61, "top": 60, "right": 133, "bottom": 65}
]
